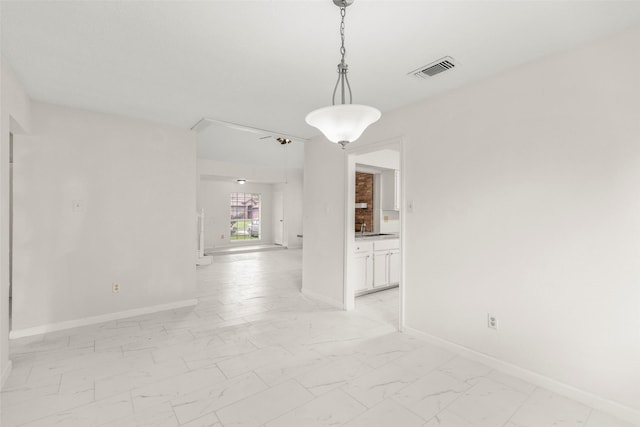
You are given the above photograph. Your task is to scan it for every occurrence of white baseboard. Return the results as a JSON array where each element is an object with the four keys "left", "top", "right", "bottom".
[
  {"left": 9, "top": 299, "right": 199, "bottom": 339},
  {"left": 196, "top": 255, "right": 213, "bottom": 266},
  {"left": 404, "top": 326, "right": 640, "bottom": 425},
  {"left": 1, "top": 360, "right": 13, "bottom": 390},
  {"left": 301, "top": 288, "right": 344, "bottom": 309}
]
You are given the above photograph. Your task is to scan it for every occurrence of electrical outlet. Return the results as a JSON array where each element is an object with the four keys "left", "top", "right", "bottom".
[
  {"left": 112, "top": 283, "right": 120, "bottom": 293},
  {"left": 487, "top": 313, "right": 498, "bottom": 330}
]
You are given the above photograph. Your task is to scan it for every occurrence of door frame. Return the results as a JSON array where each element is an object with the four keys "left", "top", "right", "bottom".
[
  {"left": 8, "top": 133, "right": 13, "bottom": 329},
  {"left": 343, "top": 136, "right": 406, "bottom": 331},
  {"left": 273, "top": 189, "right": 284, "bottom": 246}
]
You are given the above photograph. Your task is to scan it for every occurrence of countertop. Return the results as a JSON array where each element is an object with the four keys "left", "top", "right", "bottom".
[{"left": 355, "top": 233, "right": 399, "bottom": 241}]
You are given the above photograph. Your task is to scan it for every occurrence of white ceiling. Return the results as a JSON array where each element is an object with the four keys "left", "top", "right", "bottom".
[
  {"left": 3, "top": 0, "right": 640, "bottom": 161},
  {"left": 196, "top": 119, "right": 305, "bottom": 168}
]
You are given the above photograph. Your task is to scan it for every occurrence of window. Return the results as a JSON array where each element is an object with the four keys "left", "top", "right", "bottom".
[{"left": 230, "top": 193, "right": 261, "bottom": 241}]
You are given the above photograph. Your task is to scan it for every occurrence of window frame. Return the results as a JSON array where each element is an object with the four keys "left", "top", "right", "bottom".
[{"left": 229, "top": 192, "right": 262, "bottom": 242}]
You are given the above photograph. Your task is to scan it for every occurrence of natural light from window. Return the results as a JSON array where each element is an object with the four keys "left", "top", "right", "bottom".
[{"left": 230, "top": 192, "right": 261, "bottom": 241}]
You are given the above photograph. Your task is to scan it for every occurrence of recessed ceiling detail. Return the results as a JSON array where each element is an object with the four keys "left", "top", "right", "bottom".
[
  {"left": 191, "top": 117, "right": 307, "bottom": 143},
  {"left": 409, "top": 57, "right": 456, "bottom": 79}
]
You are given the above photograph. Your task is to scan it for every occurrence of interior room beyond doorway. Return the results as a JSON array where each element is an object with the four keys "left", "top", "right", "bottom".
[{"left": 345, "top": 140, "right": 403, "bottom": 330}]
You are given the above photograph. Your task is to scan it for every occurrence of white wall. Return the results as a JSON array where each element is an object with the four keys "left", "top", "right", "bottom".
[
  {"left": 379, "top": 210, "right": 400, "bottom": 234},
  {"left": 197, "top": 159, "right": 303, "bottom": 250},
  {"left": 11, "top": 101, "right": 197, "bottom": 334},
  {"left": 302, "top": 139, "right": 345, "bottom": 307},
  {"left": 198, "top": 178, "right": 274, "bottom": 249},
  {"left": 197, "top": 158, "right": 289, "bottom": 184},
  {"left": 303, "top": 26, "right": 640, "bottom": 421},
  {"left": 354, "top": 149, "right": 399, "bottom": 171},
  {"left": 0, "top": 57, "right": 31, "bottom": 387}
]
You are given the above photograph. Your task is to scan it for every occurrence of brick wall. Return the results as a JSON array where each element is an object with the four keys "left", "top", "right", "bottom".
[{"left": 355, "top": 172, "right": 374, "bottom": 232}]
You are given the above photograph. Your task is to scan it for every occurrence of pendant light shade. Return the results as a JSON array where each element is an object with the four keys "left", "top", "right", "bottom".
[{"left": 305, "top": 104, "right": 381, "bottom": 147}]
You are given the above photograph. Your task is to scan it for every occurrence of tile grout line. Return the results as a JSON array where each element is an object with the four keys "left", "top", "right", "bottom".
[
  {"left": 584, "top": 407, "right": 595, "bottom": 427},
  {"left": 7, "top": 251, "right": 625, "bottom": 427},
  {"left": 500, "top": 385, "right": 539, "bottom": 427}
]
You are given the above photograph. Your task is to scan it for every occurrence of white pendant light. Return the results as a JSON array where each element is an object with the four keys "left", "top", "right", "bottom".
[{"left": 305, "top": 0, "right": 381, "bottom": 149}]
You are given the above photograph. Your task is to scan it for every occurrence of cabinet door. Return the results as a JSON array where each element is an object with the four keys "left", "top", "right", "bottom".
[
  {"left": 373, "top": 251, "right": 389, "bottom": 288},
  {"left": 388, "top": 249, "right": 401, "bottom": 284},
  {"left": 353, "top": 252, "right": 372, "bottom": 293}
]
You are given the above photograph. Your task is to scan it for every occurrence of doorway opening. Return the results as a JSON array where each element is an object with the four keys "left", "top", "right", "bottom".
[{"left": 344, "top": 137, "right": 405, "bottom": 331}]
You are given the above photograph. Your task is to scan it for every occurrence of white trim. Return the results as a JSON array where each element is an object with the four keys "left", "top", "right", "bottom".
[
  {"left": 301, "top": 288, "right": 344, "bottom": 309},
  {"left": 196, "top": 255, "right": 213, "bottom": 266},
  {"left": 404, "top": 326, "right": 640, "bottom": 425},
  {"left": 191, "top": 117, "right": 308, "bottom": 143},
  {"left": 9, "top": 299, "right": 199, "bottom": 339},
  {"left": 1, "top": 360, "right": 13, "bottom": 390},
  {"left": 343, "top": 149, "right": 352, "bottom": 311},
  {"left": 398, "top": 138, "right": 406, "bottom": 332}
]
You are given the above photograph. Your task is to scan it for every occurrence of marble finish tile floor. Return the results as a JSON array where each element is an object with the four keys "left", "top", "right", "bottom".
[{"left": 1, "top": 249, "right": 635, "bottom": 427}]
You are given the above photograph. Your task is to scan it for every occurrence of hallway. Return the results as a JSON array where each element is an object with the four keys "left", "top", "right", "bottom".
[{"left": 1, "top": 250, "right": 632, "bottom": 426}]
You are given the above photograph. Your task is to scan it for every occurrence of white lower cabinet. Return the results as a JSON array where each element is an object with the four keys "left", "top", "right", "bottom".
[
  {"left": 353, "top": 242, "right": 374, "bottom": 293},
  {"left": 373, "top": 251, "right": 388, "bottom": 288},
  {"left": 353, "top": 252, "right": 373, "bottom": 293},
  {"left": 373, "top": 249, "right": 401, "bottom": 288},
  {"left": 388, "top": 249, "right": 401, "bottom": 284},
  {"left": 354, "top": 238, "right": 399, "bottom": 294}
]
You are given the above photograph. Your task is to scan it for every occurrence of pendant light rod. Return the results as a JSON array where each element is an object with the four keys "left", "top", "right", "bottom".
[
  {"left": 332, "top": 1, "right": 352, "bottom": 106},
  {"left": 305, "top": 0, "right": 381, "bottom": 149}
]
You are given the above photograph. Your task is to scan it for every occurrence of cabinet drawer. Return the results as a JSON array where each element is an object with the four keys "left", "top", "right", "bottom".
[
  {"left": 373, "top": 239, "right": 399, "bottom": 251},
  {"left": 354, "top": 241, "right": 374, "bottom": 253}
]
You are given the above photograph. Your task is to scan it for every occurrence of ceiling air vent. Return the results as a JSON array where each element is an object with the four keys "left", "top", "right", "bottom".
[{"left": 409, "top": 56, "right": 456, "bottom": 79}]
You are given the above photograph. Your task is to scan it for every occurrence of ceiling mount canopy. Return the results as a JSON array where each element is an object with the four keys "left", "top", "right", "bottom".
[
  {"left": 332, "top": 0, "right": 353, "bottom": 7},
  {"left": 305, "top": 0, "right": 381, "bottom": 149}
]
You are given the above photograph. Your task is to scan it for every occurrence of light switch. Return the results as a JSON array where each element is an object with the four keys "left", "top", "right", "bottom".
[
  {"left": 407, "top": 200, "right": 414, "bottom": 213},
  {"left": 72, "top": 200, "right": 85, "bottom": 212}
]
